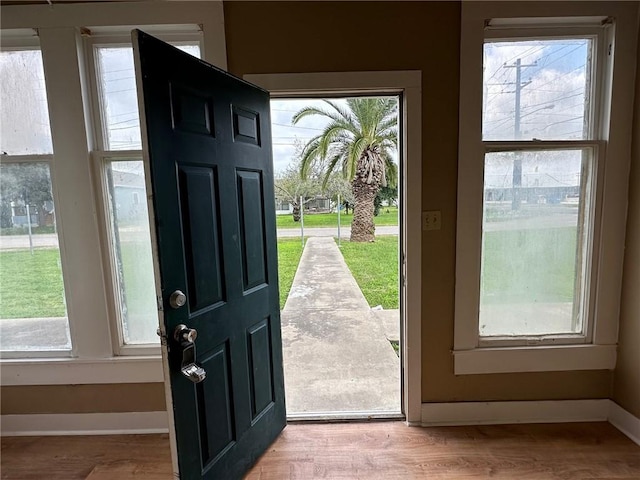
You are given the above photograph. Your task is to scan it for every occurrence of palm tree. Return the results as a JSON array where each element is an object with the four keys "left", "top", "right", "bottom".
[{"left": 292, "top": 97, "right": 398, "bottom": 242}]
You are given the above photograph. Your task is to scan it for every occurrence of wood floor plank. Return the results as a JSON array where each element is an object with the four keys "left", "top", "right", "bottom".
[
  {"left": 245, "top": 422, "right": 640, "bottom": 480},
  {"left": 0, "top": 434, "right": 172, "bottom": 480},
  {"left": 85, "top": 462, "right": 172, "bottom": 480},
  {"left": 1, "top": 422, "right": 638, "bottom": 479}
]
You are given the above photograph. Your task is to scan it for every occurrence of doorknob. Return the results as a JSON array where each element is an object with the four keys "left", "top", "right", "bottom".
[
  {"left": 174, "top": 324, "right": 206, "bottom": 383},
  {"left": 169, "top": 290, "right": 187, "bottom": 309}
]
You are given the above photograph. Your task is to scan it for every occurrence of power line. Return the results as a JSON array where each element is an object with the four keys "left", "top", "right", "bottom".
[
  {"left": 272, "top": 122, "right": 323, "bottom": 131},
  {"left": 483, "top": 44, "right": 545, "bottom": 84},
  {"left": 484, "top": 43, "right": 587, "bottom": 108},
  {"left": 519, "top": 91, "right": 583, "bottom": 111}
]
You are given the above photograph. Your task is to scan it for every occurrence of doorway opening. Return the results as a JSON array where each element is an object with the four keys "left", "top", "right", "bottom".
[{"left": 270, "top": 95, "right": 403, "bottom": 419}]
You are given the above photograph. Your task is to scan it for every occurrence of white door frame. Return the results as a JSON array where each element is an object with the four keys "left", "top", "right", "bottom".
[{"left": 245, "top": 71, "right": 422, "bottom": 424}]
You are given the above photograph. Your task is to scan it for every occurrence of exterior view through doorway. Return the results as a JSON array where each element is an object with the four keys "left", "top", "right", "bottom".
[{"left": 270, "top": 96, "right": 402, "bottom": 418}]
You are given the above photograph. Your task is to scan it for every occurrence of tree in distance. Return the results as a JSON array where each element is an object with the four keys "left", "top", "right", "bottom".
[
  {"left": 0, "top": 163, "right": 53, "bottom": 229},
  {"left": 292, "top": 97, "right": 398, "bottom": 242},
  {"left": 274, "top": 154, "right": 322, "bottom": 222},
  {"left": 325, "top": 174, "right": 354, "bottom": 215},
  {"left": 375, "top": 185, "right": 398, "bottom": 216}
]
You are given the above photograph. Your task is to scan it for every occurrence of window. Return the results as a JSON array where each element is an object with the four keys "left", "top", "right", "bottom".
[
  {"left": 0, "top": 46, "right": 71, "bottom": 353},
  {"left": 93, "top": 40, "right": 201, "bottom": 151},
  {"left": 479, "top": 34, "right": 599, "bottom": 341},
  {"left": 87, "top": 32, "right": 201, "bottom": 349},
  {"left": 483, "top": 37, "right": 593, "bottom": 142},
  {"left": 0, "top": 49, "right": 53, "bottom": 155},
  {"left": 0, "top": 3, "right": 226, "bottom": 383},
  {"left": 455, "top": 3, "right": 637, "bottom": 374},
  {"left": 105, "top": 159, "right": 157, "bottom": 345},
  {"left": 480, "top": 149, "right": 592, "bottom": 338}
]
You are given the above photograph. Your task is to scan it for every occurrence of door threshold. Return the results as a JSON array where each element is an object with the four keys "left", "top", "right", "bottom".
[{"left": 287, "top": 411, "right": 405, "bottom": 423}]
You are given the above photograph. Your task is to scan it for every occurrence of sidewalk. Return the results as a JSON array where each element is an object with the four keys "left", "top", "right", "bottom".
[
  {"left": 281, "top": 237, "right": 400, "bottom": 416},
  {"left": 0, "top": 226, "right": 400, "bottom": 251},
  {"left": 277, "top": 225, "right": 398, "bottom": 238}
]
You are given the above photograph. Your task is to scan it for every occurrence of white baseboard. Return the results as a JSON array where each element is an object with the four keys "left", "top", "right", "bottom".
[
  {"left": 0, "top": 411, "right": 169, "bottom": 436},
  {"left": 608, "top": 401, "right": 640, "bottom": 446},
  {"left": 421, "top": 399, "right": 610, "bottom": 426},
  {"left": 2, "top": 401, "right": 637, "bottom": 445},
  {"left": 421, "top": 399, "right": 640, "bottom": 446}
]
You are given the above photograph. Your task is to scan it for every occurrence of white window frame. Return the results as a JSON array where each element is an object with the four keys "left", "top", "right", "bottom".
[
  {"left": 85, "top": 27, "right": 205, "bottom": 154},
  {"left": 0, "top": 1, "right": 226, "bottom": 383},
  {"left": 480, "top": 25, "right": 605, "bottom": 347},
  {"left": 85, "top": 28, "right": 204, "bottom": 356},
  {"left": 0, "top": 154, "right": 68, "bottom": 359},
  {"left": 0, "top": 35, "right": 70, "bottom": 355},
  {"left": 454, "top": 1, "right": 638, "bottom": 374}
]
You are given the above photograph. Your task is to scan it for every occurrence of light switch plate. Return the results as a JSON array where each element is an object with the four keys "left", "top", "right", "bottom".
[{"left": 422, "top": 210, "right": 441, "bottom": 231}]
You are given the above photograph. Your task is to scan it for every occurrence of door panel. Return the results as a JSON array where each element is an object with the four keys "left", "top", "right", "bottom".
[
  {"left": 197, "top": 343, "right": 234, "bottom": 466},
  {"left": 237, "top": 170, "right": 268, "bottom": 290},
  {"left": 133, "top": 30, "right": 285, "bottom": 479},
  {"left": 247, "top": 318, "right": 275, "bottom": 419},
  {"left": 178, "top": 165, "right": 225, "bottom": 310}
]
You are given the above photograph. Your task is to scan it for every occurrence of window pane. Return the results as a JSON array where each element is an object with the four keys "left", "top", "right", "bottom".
[
  {"left": 97, "top": 44, "right": 200, "bottom": 151},
  {"left": 483, "top": 38, "right": 593, "bottom": 141},
  {"left": 0, "top": 163, "right": 70, "bottom": 351},
  {"left": 480, "top": 149, "right": 590, "bottom": 337},
  {"left": 106, "top": 160, "right": 158, "bottom": 344},
  {"left": 0, "top": 49, "right": 53, "bottom": 155}
]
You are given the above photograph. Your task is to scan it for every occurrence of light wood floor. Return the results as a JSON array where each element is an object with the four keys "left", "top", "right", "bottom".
[{"left": 1, "top": 422, "right": 639, "bottom": 479}]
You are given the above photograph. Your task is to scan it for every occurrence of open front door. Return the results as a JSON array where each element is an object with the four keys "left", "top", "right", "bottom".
[{"left": 132, "top": 30, "right": 286, "bottom": 479}]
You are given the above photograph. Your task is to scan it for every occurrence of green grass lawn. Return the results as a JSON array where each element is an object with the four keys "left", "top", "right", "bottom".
[
  {"left": 277, "top": 238, "right": 304, "bottom": 309},
  {"left": 481, "top": 227, "right": 577, "bottom": 304},
  {"left": 338, "top": 236, "right": 399, "bottom": 309},
  {"left": 0, "top": 239, "right": 305, "bottom": 319},
  {"left": 0, "top": 248, "right": 67, "bottom": 318},
  {"left": 0, "top": 242, "right": 157, "bottom": 321},
  {"left": 1, "top": 227, "right": 576, "bottom": 320},
  {"left": 276, "top": 206, "right": 398, "bottom": 228}
]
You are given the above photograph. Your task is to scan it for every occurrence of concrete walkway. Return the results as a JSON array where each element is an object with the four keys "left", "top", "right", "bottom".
[{"left": 281, "top": 237, "right": 400, "bottom": 416}]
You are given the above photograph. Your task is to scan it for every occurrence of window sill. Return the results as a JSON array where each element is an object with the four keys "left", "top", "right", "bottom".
[
  {"left": 453, "top": 344, "right": 617, "bottom": 375},
  {"left": 0, "top": 356, "right": 163, "bottom": 386}
]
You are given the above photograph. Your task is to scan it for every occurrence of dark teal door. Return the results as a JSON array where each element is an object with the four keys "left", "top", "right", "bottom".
[{"left": 132, "top": 30, "right": 285, "bottom": 479}]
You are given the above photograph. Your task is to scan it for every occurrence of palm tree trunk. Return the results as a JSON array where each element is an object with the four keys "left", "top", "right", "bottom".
[
  {"left": 350, "top": 179, "right": 377, "bottom": 241},
  {"left": 350, "top": 149, "right": 383, "bottom": 242}
]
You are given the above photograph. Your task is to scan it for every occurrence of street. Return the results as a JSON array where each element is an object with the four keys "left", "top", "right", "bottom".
[{"left": 0, "top": 214, "right": 579, "bottom": 251}]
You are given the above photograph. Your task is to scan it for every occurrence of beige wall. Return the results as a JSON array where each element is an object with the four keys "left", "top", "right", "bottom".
[
  {"left": 224, "top": 0, "right": 612, "bottom": 404},
  {"left": 0, "top": 1, "right": 622, "bottom": 416},
  {"left": 613, "top": 12, "right": 640, "bottom": 418},
  {"left": 1, "top": 384, "right": 166, "bottom": 414}
]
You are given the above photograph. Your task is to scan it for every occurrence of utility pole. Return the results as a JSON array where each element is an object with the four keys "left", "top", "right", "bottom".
[{"left": 504, "top": 58, "right": 535, "bottom": 210}]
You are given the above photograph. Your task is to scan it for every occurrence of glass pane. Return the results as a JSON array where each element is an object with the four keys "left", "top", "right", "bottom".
[
  {"left": 0, "top": 163, "right": 70, "bottom": 351},
  {"left": 480, "top": 149, "right": 590, "bottom": 337},
  {"left": 97, "top": 43, "right": 200, "bottom": 151},
  {"left": 106, "top": 160, "right": 158, "bottom": 344},
  {"left": 483, "top": 38, "right": 592, "bottom": 141},
  {"left": 0, "top": 49, "right": 53, "bottom": 155}
]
